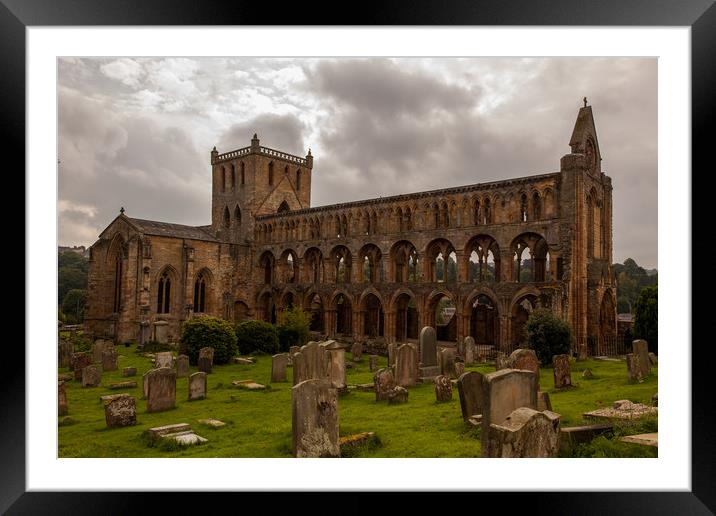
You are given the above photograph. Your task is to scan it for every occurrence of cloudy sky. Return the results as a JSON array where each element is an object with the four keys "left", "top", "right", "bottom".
[{"left": 58, "top": 57, "right": 657, "bottom": 269}]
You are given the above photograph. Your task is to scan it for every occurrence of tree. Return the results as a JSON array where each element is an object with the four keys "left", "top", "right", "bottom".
[
  {"left": 525, "top": 308, "right": 572, "bottom": 365},
  {"left": 277, "top": 305, "right": 310, "bottom": 351},
  {"left": 61, "top": 289, "right": 86, "bottom": 323},
  {"left": 633, "top": 285, "right": 658, "bottom": 353},
  {"left": 58, "top": 250, "right": 89, "bottom": 303}
]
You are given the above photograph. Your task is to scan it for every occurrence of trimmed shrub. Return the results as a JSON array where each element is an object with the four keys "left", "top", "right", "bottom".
[
  {"left": 179, "top": 316, "right": 237, "bottom": 365},
  {"left": 525, "top": 308, "right": 572, "bottom": 366},
  {"left": 277, "top": 306, "right": 310, "bottom": 352},
  {"left": 235, "top": 320, "right": 280, "bottom": 355}
]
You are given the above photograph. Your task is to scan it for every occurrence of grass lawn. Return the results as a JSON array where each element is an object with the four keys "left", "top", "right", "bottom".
[{"left": 58, "top": 344, "right": 657, "bottom": 458}]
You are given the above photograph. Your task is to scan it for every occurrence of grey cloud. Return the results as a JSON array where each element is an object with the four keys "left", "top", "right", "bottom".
[{"left": 217, "top": 113, "right": 307, "bottom": 156}]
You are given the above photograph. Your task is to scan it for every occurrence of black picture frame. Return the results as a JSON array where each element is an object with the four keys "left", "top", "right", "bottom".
[{"left": 5, "top": 0, "right": 710, "bottom": 512}]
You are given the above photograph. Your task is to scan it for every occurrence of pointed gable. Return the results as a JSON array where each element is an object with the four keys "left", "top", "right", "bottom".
[{"left": 569, "top": 105, "right": 602, "bottom": 173}]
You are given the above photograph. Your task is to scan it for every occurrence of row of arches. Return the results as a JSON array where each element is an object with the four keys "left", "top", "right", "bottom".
[
  {"left": 219, "top": 162, "right": 246, "bottom": 193},
  {"left": 222, "top": 205, "right": 242, "bottom": 229},
  {"left": 152, "top": 267, "right": 214, "bottom": 315},
  {"left": 258, "top": 233, "right": 556, "bottom": 286},
  {"left": 253, "top": 185, "right": 558, "bottom": 243}
]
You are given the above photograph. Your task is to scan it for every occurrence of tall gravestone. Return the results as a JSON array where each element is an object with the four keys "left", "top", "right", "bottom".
[
  {"left": 480, "top": 368, "right": 538, "bottom": 457},
  {"left": 388, "top": 342, "right": 397, "bottom": 367},
  {"left": 374, "top": 368, "right": 396, "bottom": 401},
  {"left": 292, "top": 351, "right": 308, "bottom": 386},
  {"left": 395, "top": 344, "right": 419, "bottom": 387},
  {"left": 176, "top": 355, "right": 190, "bottom": 377},
  {"left": 486, "top": 407, "right": 561, "bottom": 458},
  {"left": 553, "top": 354, "right": 572, "bottom": 389},
  {"left": 138, "top": 320, "right": 151, "bottom": 346},
  {"left": 271, "top": 353, "right": 289, "bottom": 383},
  {"left": 58, "top": 381, "right": 68, "bottom": 416},
  {"left": 198, "top": 347, "right": 214, "bottom": 374},
  {"left": 351, "top": 341, "right": 363, "bottom": 362},
  {"left": 419, "top": 326, "right": 438, "bottom": 366},
  {"left": 322, "top": 342, "right": 346, "bottom": 391},
  {"left": 292, "top": 379, "right": 339, "bottom": 458},
  {"left": 92, "top": 339, "right": 109, "bottom": 364},
  {"left": 626, "top": 353, "right": 646, "bottom": 382},
  {"left": 188, "top": 372, "right": 207, "bottom": 401},
  {"left": 457, "top": 371, "right": 484, "bottom": 422},
  {"left": 155, "top": 351, "right": 174, "bottom": 369},
  {"left": 300, "top": 341, "right": 327, "bottom": 380},
  {"left": 153, "top": 320, "right": 169, "bottom": 344},
  {"left": 440, "top": 348, "right": 457, "bottom": 379},
  {"left": 145, "top": 367, "right": 176, "bottom": 413},
  {"left": 632, "top": 340, "right": 651, "bottom": 377},
  {"left": 464, "top": 336, "right": 476, "bottom": 365},
  {"left": 102, "top": 348, "right": 118, "bottom": 371}
]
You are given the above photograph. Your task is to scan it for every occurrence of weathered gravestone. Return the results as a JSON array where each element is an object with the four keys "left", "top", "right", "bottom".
[
  {"left": 495, "top": 352, "right": 509, "bottom": 370},
  {"left": 455, "top": 361, "right": 465, "bottom": 377},
  {"left": 439, "top": 348, "right": 457, "bottom": 379},
  {"left": 388, "top": 385, "right": 409, "bottom": 404},
  {"left": 626, "top": 353, "right": 646, "bottom": 382},
  {"left": 434, "top": 375, "right": 452, "bottom": 402},
  {"left": 123, "top": 367, "right": 137, "bottom": 377},
  {"left": 138, "top": 320, "right": 151, "bottom": 346},
  {"left": 292, "top": 351, "right": 309, "bottom": 386},
  {"left": 176, "top": 355, "right": 189, "bottom": 377},
  {"left": 271, "top": 353, "right": 289, "bottom": 383},
  {"left": 92, "top": 339, "right": 109, "bottom": 363},
  {"left": 102, "top": 348, "right": 118, "bottom": 371},
  {"left": 553, "top": 354, "right": 572, "bottom": 389},
  {"left": 104, "top": 394, "right": 137, "bottom": 428},
  {"left": 292, "top": 379, "right": 339, "bottom": 458},
  {"left": 58, "top": 339, "right": 73, "bottom": 368},
  {"left": 480, "top": 368, "right": 538, "bottom": 457},
  {"left": 632, "top": 340, "right": 651, "bottom": 377},
  {"left": 374, "top": 367, "right": 396, "bottom": 402},
  {"left": 72, "top": 352, "right": 92, "bottom": 381},
  {"left": 388, "top": 342, "right": 397, "bottom": 367},
  {"left": 58, "top": 381, "right": 68, "bottom": 416},
  {"left": 369, "top": 355, "right": 379, "bottom": 372},
  {"left": 153, "top": 320, "right": 169, "bottom": 344},
  {"left": 419, "top": 326, "right": 438, "bottom": 366},
  {"left": 188, "top": 372, "right": 207, "bottom": 401},
  {"left": 351, "top": 341, "right": 363, "bottom": 362},
  {"left": 486, "top": 407, "right": 561, "bottom": 458},
  {"left": 457, "top": 371, "right": 484, "bottom": 422},
  {"left": 198, "top": 347, "right": 214, "bottom": 374},
  {"left": 145, "top": 367, "right": 176, "bottom": 413},
  {"left": 508, "top": 348, "right": 540, "bottom": 379},
  {"left": 322, "top": 342, "right": 346, "bottom": 391},
  {"left": 395, "top": 343, "right": 419, "bottom": 387},
  {"left": 81, "top": 364, "right": 102, "bottom": 387},
  {"left": 464, "top": 336, "right": 476, "bottom": 365},
  {"left": 154, "top": 351, "right": 173, "bottom": 369}
]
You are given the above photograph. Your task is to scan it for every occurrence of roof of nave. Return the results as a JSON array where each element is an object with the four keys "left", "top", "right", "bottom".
[{"left": 128, "top": 218, "right": 219, "bottom": 242}]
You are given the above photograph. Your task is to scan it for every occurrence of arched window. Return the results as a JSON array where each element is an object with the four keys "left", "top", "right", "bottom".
[
  {"left": 483, "top": 199, "right": 492, "bottom": 224},
  {"left": 268, "top": 162, "right": 274, "bottom": 186},
  {"left": 194, "top": 273, "right": 207, "bottom": 313},
  {"left": 230, "top": 164, "right": 236, "bottom": 191},
  {"left": 277, "top": 201, "right": 290, "bottom": 214},
  {"left": 520, "top": 193, "right": 528, "bottom": 222},
  {"left": 220, "top": 167, "right": 226, "bottom": 193},
  {"left": 532, "top": 192, "right": 542, "bottom": 220},
  {"left": 296, "top": 169, "right": 301, "bottom": 191},
  {"left": 223, "top": 206, "right": 230, "bottom": 228},
  {"left": 240, "top": 162, "right": 245, "bottom": 186},
  {"left": 157, "top": 271, "right": 172, "bottom": 314},
  {"left": 234, "top": 205, "right": 241, "bottom": 227},
  {"left": 113, "top": 252, "right": 122, "bottom": 313}
]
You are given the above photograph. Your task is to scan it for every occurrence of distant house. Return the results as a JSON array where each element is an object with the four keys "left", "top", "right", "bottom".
[{"left": 59, "top": 245, "right": 89, "bottom": 258}]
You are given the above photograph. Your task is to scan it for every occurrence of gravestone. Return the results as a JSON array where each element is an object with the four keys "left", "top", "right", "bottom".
[
  {"left": 292, "top": 351, "right": 309, "bottom": 386},
  {"left": 369, "top": 355, "right": 379, "bottom": 372},
  {"left": 188, "top": 372, "right": 207, "bottom": 401},
  {"left": 138, "top": 320, "right": 151, "bottom": 346},
  {"left": 648, "top": 352, "right": 657, "bottom": 365},
  {"left": 632, "top": 340, "right": 651, "bottom": 377},
  {"left": 495, "top": 352, "right": 509, "bottom": 370},
  {"left": 72, "top": 352, "right": 92, "bottom": 381},
  {"left": 434, "top": 375, "right": 452, "bottom": 402},
  {"left": 440, "top": 348, "right": 457, "bottom": 379},
  {"left": 300, "top": 341, "right": 327, "bottom": 380},
  {"left": 322, "top": 342, "right": 346, "bottom": 391},
  {"left": 626, "top": 353, "right": 645, "bottom": 382},
  {"left": 145, "top": 367, "right": 177, "bottom": 413},
  {"left": 486, "top": 407, "right": 561, "bottom": 458},
  {"left": 102, "top": 348, "right": 118, "bottom": 371},
  {"left": 480, "top": 368, "right": 538, "bottom": 457},
  {"left": 82, "top": 364, "right": 102, "bottom": 387},
  {"left": 395, "top": 343, "right": 419, "bottom": 387},
  {"left": 58, "top": 339, "right": 73, "bottom": 368},
  {"left": 508, "top": 348, "right": 540, "bottom": 376},
  {"left": 537, "top": 391, "right": 553, "bottom": 411},
  {"left": 198, "top": 347, "right": 214, "bottom": 374},
  {"left": 374, "top": 368, "right": 396, "bottom": 401},
  {"left": 553, "top": 354, "right": 572, "bottom": 389},
  {"left": 455, "top": 361, "right": 465, "bottom": 377},
  {"left": 388, "top": 386, "right": 409, "bottom": 404},
  {"left": 457, "top": 337, "right": 465, "bottom": 358},
  {"left": 58, "top": 381, "right": 68, "bottom": 416},
  {"left": 457, "top": 371, "right": 484, "bottom": 422},
  {"left": 176, "top": 355, "right": 190, "bottom": 377},
  {"left": 464, "top": 336, "right": 476, "bottom": 365},
  {"left": 291, "top": 379, "right": 339, "bottom": 458},
  {"left": 388, "top": 342, "right": 397, "bottom": 367},
  {"left": 351, "top": 341, "right": 363, "bottom": 362},
  {"left": 92, "top": 339, "right": 109, "bottom": 363},
  {"left": 123, "top": 367, "right": 137, "bottom": 377},
  {"left": 155, "top": 351, "right": 174, "bottom": 369},
  {"left": 153, "top": 320, "right": 169, "bottom": 344},
  {"left": 271, "top": 353, "right": 289, "bottom": 383},
  {"left": 289, "top": 346, "right": 300, "bottom": 358},
  {"left": 104, "top": 394, "right": 137, "bottom": 428},
  {"left": 419, "top": 326, "right": 437, "bottom": 366}
]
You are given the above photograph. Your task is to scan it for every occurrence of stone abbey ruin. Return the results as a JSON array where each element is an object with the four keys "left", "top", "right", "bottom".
[{"left": 85, "top": 103, "right": 617, "bottom": 358}]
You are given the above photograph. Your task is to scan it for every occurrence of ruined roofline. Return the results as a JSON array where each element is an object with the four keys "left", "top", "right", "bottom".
[
  {"left": 212, "top": 145, "right": 308, "bottom": 167},
  {"left": 255, "top": 171, "right": 561, "bottom": 221}
]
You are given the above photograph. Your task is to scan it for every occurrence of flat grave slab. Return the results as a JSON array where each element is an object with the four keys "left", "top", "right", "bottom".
[
  {"left": 148, "top": 423, "right": 191, "bottom": 437},
  {"left": 583, "top": 400, "right": 657, "bottom": 420},
  {"left": 198, "top": 418, "right": 225, "bottom": 428},
  {"left": 619, "top": 433, "right": 658, "bottom": 447}
]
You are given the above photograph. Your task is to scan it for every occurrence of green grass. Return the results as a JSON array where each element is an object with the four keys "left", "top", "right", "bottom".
[{"left": 58, "top": 344, "right": 657, "bottom": 458}]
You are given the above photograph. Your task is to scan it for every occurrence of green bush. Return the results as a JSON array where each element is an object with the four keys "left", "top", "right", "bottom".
[
  {"left": 277, "top": 306, "right": 310, "bottom": 352},
  {"left": 235, "top": 320, "right": 280, "bottom": 355},
  {"left": 179, "top": 316, "right": 237, "bottom": 365},
  {"left": 525, "top": 308, "right": 572, "bottom": 365},
  {"left": 61, "top": 289, "right": 86, "bottom": 323},
  {"left": 633, "top": 285, "right": 657, "bottom": 354}
]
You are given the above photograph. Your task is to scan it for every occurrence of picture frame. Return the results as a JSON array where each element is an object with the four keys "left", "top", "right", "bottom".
[{"left": 6, "top": 0, "right": 710, "bottom": 511}]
